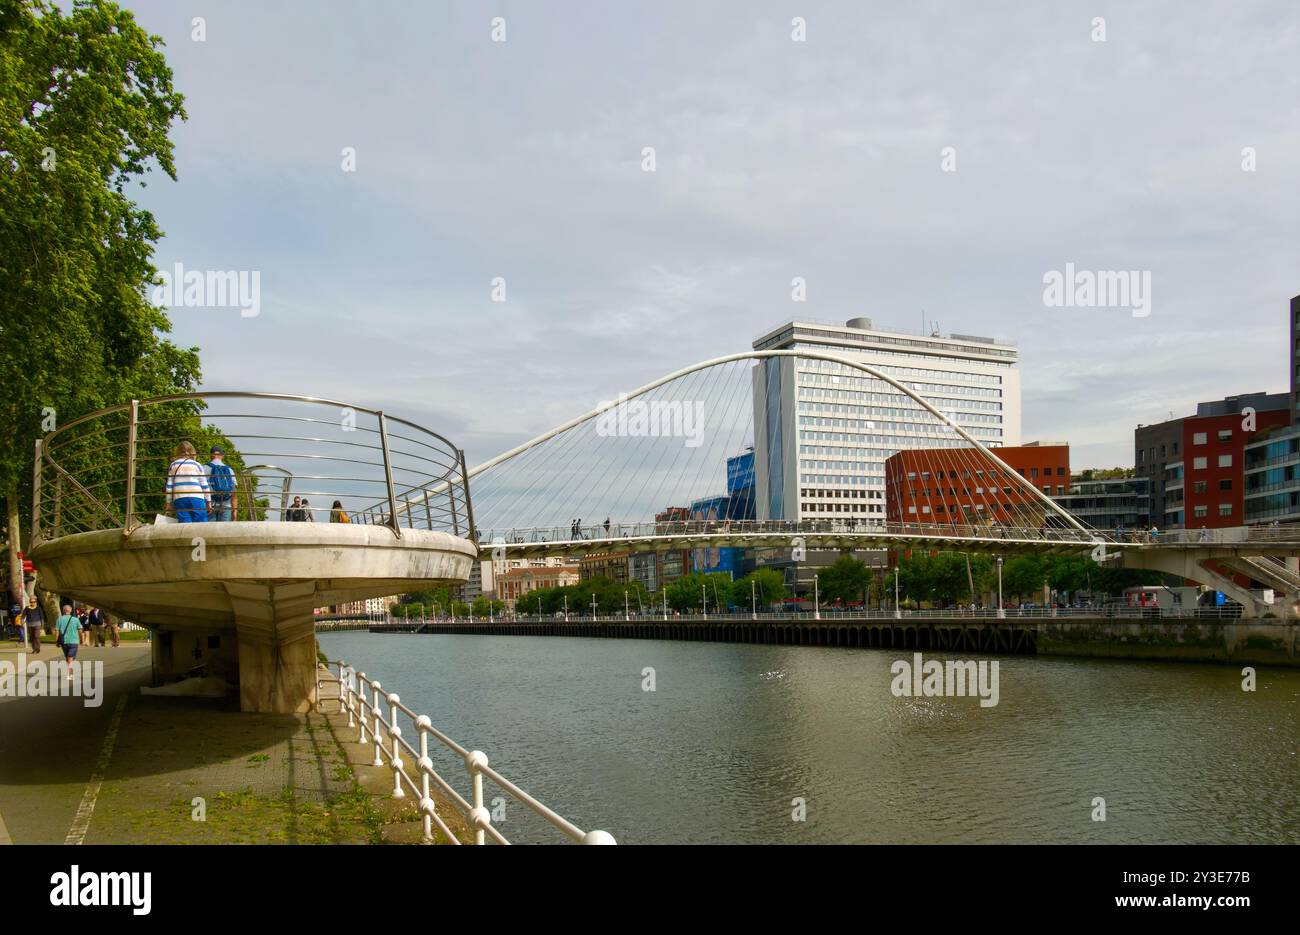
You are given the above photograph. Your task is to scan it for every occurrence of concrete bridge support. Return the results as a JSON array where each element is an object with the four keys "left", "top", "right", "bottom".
[
  {"left": 1121, "top": 548, "right": 1299, "bottom": 618},
  {"left": 30, "top": 524, "right": 477, "bottom": 713}
]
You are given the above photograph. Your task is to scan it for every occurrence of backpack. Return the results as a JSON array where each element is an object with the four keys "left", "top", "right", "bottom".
[{"left": 209, "top": 462, "right": 235, "bottom": 494}]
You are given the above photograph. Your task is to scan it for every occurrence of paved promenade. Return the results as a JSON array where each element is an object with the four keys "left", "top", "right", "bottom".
[{"left": 0, "top": 641, "right": 376, "bottom": 844}]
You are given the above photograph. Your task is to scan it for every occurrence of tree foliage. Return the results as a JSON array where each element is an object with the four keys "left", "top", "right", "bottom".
[{"left": 0, "top": 0, "right": 191, "bottom": 600}]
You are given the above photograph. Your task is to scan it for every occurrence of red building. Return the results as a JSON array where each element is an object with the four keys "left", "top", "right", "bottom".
[
  {"left": 885, "top": 443, "right": 1070, "bottom": 526},
  {"left": 1165, "top": 403, "right": 1290, "bottom": 529}
]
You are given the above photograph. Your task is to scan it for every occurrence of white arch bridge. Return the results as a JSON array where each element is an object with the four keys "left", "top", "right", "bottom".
[{"left": 436, "top": 349, "right": 1300, "bottom": 618}]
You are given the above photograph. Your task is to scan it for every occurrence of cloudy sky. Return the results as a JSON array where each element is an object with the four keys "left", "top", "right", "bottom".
[{"left": 125, "top": 0, "right": 1299, "bottom": 470}]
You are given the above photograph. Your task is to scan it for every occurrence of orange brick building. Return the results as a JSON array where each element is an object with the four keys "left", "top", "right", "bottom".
[{"left": 885, "top": 443, "right": 1070, "bottom": 525}]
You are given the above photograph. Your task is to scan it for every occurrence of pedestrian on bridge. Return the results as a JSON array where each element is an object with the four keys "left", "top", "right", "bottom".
[
  {"left": 330, "top": 500, "right": 351, "bottom": 523},
  {"left": 165, "top": 441, "right": 210, "bottom": 523},
  {"left": 54, "top": 604, "right": 81, "bottom": 681},
  {"left": 206, "top": 446, "right": 238, "bottom": 521},
  {"left": 23, "top": 597, "right": 44, "bottom": 653}
]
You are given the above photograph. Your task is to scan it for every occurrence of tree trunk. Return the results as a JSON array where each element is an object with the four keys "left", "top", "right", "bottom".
[{"left": 5, "top": 497, "right": 25, "bottom": 607}]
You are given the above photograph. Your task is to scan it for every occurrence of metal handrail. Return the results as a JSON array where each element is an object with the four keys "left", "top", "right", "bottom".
[
  {"left": 328, "top": 659, "right": 615, "bottom": 845},
  {"left": 477, "top": 519, "right": 1300, "bottom": 550},
  {"left": 33, "top": 392, "right": 474, "bottom": 541}
]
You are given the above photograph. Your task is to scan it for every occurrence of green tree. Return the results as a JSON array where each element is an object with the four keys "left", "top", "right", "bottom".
[
  {"left": 818, "top": 554, "right": 870, "bottom": 605},
  {"left": 737, "top": 568, "right": 788, "bottom": 608},
  {"left": 1, "top": 0, "right": 190, "bottom": 604},
  {"left": 1001, "top": 555, "right": 1044, "bottom": 603}
]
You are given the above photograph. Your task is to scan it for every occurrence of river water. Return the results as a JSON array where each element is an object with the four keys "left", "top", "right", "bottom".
[{"left": 318, "top": 631, "right": 1299, "bottom": 844}]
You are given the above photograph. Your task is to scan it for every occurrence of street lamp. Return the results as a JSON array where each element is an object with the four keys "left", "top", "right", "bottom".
[
  {"left": 894, "top": 566, "right": 901, "bottom": 620},
  {"left": 751, "top": 578, "right": 757, "bottom": 620},
  {"left": 662, "top": 588, "right": 668, "bottom": 621},
  {"left": 563, "top": 593, "right": 568, "bottom": 623},
  {"left": 814, "top": 573, "right": 820, "bottom": 620},
  {"left": 701, "top": 584, "right": 708, "bottom": 620},
  {"left": 624, "top": 589, "right": 629, "bottom": 622},
  {"left": 996, "top": 555, "right": 1005, "bottom": 619}
]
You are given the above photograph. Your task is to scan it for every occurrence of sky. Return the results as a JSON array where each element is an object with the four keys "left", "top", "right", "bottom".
[{"left": 123, "top": 0, "right": 1299, "bottom": 470}]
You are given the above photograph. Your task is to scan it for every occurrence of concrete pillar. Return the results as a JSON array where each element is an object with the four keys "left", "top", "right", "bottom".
[{"left": 224, "top": 580, "right": 318, "bottom": 714}]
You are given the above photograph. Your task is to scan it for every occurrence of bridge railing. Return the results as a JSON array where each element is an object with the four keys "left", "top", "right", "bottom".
[
  {"left": 328, "top": 659, "right": 615, "bottom": 845},
  {"left": 31, "top": 392, "right": 474, "bottom": 542},
  {"left": 425, "top": 606, "right": 1252, "bottom": 621},
  {"left": 479, "top": 519, "right": 1300, "bottom": 549}
]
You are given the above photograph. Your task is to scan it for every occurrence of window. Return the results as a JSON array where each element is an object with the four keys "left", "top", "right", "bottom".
[
  {"left": 1056, "top": 485, "right": 1065, "bottom": 495},
  {"left": 1193, "top": 481, "right": 1207, "bottom": 494},
  {"left": 1218, "top": 454, "right": 1232, "bottom": 468},
  {"left": 1218, "top": 504, "right": 1232, "bottom": 517},
  {"left": 1137, "top": 450, "right": 1145, "bottom": 464},
  {"left": 1173, "top": 442, "right": 1179, "bottom": 455},
  {"left": 1160, "top": 444, "right": 1166, "bottom": 457},
  {"left": 1193, "top": 432, "right": 1207, "bottom": 445},
  {"left": 1219, "top": 478, "right": 1232, "bottom": 491},
  {"left": 1194, "top": 505, "right": 1208, "bottom": 518},
  {"left": 1030, "top": 468, "right": 1039, "bottom": 478},
  {"left": 1056, "top": 467, "right": 1066, "bottom": 476},
  {"left": 1218, "top": 429, "right": 1232, "bottom": 442},
  {"left": 1193, "top": 457, "right": 1207, "bottom": 470}
]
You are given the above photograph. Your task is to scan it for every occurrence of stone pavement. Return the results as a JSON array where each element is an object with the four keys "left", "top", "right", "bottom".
[{"left": 0, "top": 641, "right": 379, "bottom": 844}]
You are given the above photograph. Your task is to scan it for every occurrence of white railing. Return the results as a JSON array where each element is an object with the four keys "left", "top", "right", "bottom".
[{"left": 326, "top": 659, "right": 615, "bottom": 845}]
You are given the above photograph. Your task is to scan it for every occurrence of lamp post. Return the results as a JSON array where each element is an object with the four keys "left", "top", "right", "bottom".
[
  {"left": 701, "top": 584, "right": 708, "bottom": 620},
  {"left": 894, "top": 566, "right": 901, "bottom": 620},
  {"left": 996, "top": 555, "right": 1005, "bottom": 620},
  {"left": 662, "top": 588, "right": 668, "bottom": 621},
  {"left": 624, "top": 589, "right": 629, "bottom": 622},
  {"left": 814, "top": 573, "right": 820, "bottom": 620},
  {"left": 591, "top": 593, "right": 597, "bottom": 620},
  {"left": 751, "top": 579, "right": 757, "bottom": 620},
  {"left": 563, "top": 593, "right": 568, "bottom": 623}
]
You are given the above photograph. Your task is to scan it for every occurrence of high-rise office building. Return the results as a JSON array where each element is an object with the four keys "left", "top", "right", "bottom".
[
  {"left": 751, "top": 318, "right": 1021, "bottom": 522},
  {"left": 1243, "top": 294, "right": 1300, "bottom": 525}
]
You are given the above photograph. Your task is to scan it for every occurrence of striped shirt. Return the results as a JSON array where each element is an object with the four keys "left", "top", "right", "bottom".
[{"left": 165, "top": 458, "right": 211, "bottom": 505}]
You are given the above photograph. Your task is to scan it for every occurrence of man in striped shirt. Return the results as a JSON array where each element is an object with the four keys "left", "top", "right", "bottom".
[{"left": 165, "top": 441, "right": 211, "bottom": 522}]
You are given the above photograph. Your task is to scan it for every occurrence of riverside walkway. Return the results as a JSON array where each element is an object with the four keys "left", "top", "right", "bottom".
[{"left": 0, "top": 641, "right": 397, "bottom": 844}]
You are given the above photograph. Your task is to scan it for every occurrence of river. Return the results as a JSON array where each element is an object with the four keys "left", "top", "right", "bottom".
[{"left": 318, "top": 631, "right": 1299, "bottom": 844}]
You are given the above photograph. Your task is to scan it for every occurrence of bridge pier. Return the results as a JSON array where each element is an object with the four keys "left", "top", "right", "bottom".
[{"left": 224, "top": 581, "right": 319, "bottom": 714}]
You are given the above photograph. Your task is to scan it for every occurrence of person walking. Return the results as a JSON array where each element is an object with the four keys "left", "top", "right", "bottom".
[
  {"left": 603, "top": 517, "right": 611, "bottom": 535},
  {"left": 107, "top": 612, "right": 120, "bottom": 648},
  {"left": 88, "top": 606, "right": 106, "bottom": 647},
  {"left": 285, "top": 496, "right": 305, "bottom": 522},
  {"left": 54, "top": 604, "right": 81, "bottom": 681},
  {"left": 300, "top": 498, "right": 315, "bottom": 522},
  {"left": 77, "top": 605, "right": 89, "bottom": 645},
  {"left": 23, "top": 597, "right": 44, "bottom": 654},
  {"left": 206, "top": 445, "right": 238, "bottom": 521},
  {"left": 165, "top": 441, "right": 210, "bottom": 523},
  {"left": 329, "top": 500, "right": 351, "bottom": 523},
  {"left": 12, "top": 600, "right": 25, "bottom": 648}
]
